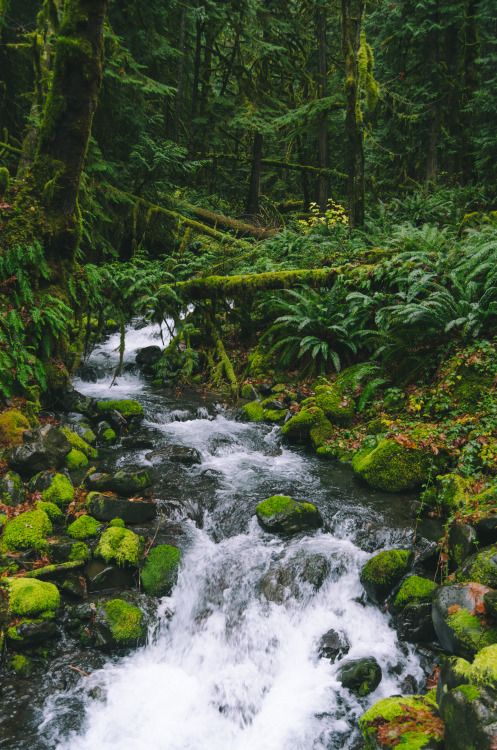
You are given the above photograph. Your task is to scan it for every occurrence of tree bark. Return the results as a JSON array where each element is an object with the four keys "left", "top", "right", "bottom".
[
  {"left": 245, "top": 132, "right": 264, "bottom": 218},
  {"left": 315, "top": 4, "right": 329, "bottom": 212},
  {"left": 342, "top": 0, "right": 365, "bottom": 227}
]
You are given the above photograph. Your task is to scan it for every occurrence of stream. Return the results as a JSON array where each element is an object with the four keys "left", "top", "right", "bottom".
[{"left": 3, "top": 322, "right": 436, "bottom": 750}]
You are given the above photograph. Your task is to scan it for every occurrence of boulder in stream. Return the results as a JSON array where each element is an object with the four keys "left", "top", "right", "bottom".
[
  {"left": 87, "top": 492, "right": 157, "bottom": 524},
  {"left": 86, "top": 469, "right": 152, "bottom": 497},
  {"left": 359, "top": 694, "right": 444, "bottom": 749},
  {"left": 337, "top": 656, "right": 382, "bottom": 696},
  {"left": 391, "top": 575, "right": 438, "bottom": 643},
  {"left": 432, "top": 583, "right": 497, "bottom": 658},
  {"left": 78, "top": 598, "right": 146, "bottom": 651},
  {"left": 8, "top": 425, "right": 71, "bottom": 476},
  {"left": 360, "top": 549, "right": 413, "bottom": 604},
  {"left": 140, "top": 544, "right": 181, "bottom": 596},
  {"left": 136, "top": 346, "right": 162, "bottom": 367},
  {"left": 318, "top": 628, "right": 350, "bottom": 663},
  {"left": 255, "top": 495, "right": 323, "bottom": 535},
  {"left": 145, "top": 445, "right": 202, "bottom": 466}
]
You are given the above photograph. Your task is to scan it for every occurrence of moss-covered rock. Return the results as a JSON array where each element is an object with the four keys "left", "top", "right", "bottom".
[
  {"left": 359, "top": 694, "right": 444, "bottom": 750},
  {"left": 95, "top": 527, "right": 143, "bottom": 567},
  {"left": 337, "top": 656, "right": 382, "bottom": 696},
  {"left": 0, "top": 409, "right": 30, "bottom": 447},
  {"left": 61, "top": 427, "right": 97, "bottom": 459},
  {"left": 140, "top": 544, "right": 181, "bottom": 597},
  {"left": 2, "top": 510, "right": 52, "bottom": 553},
  {"left": 241, "top": 401, "right": 264, "bottom": 422},
  {"left": 69, "top": 541, "right": 90, "bottom": 562},
  {"left": 432, "top": 583, "right": 497, "bottom": 658},
  {"left": 309, "top": 417, "right": 335, "bottom": 454},
  {"left": 8, "top": 577, "right": 60, "bottom": 617},
  {"left": 9, "top": 653, "right": 33, "bottom": 676},
  {"left": 457, "top": 545, "right": 497, "bottom": 589},
  {"left": 393, "top": 575, "right": 438, "bottom": 611},
  {"left": 96, "top": 400, "right": 144, "bottom": 420},
  {"left": 421, "top": 474, "right": 471, "bottom": 515},
  {"left": 255, "top": 495, "right": 323, "bottom": 535},
  {"left": 0, "top": 471, "right": 26, "bottom": 506},
  {"left": 99, "top": 425, "right": 117, "bottom": 444},
  {"left": 281, "top": 406, "right": 325, "bottom": 442},
  {"left": 352, "top": 438, "right": 435, "bottom": 492},
  {"left": 87, "top": 492, "right": 156, "bottom": 524},
  {"left": 35, "top": 501, "right": 64, "bottom": 523},
  {"left": 314, "top": 383, "right": 355, "bottom": 426},
  {"left": 65, "top": 448, "right": 89, "bottom": 471},
  {"left": 81, "top": 598, "right": 146, "bottom": 651},
  {"left": 41, "top": 473, "right": 74, "bottom": 506},
  {"left": 360, "top": 549, "right": 412, "bottom": 604},
  {"left": 67, "top": 514, "right": 102, "bottom": 540}
]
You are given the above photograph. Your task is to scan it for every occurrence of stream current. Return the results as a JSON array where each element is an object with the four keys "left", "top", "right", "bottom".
[{"left": 6, "top": 322, "right": 433, "bottom": 750}]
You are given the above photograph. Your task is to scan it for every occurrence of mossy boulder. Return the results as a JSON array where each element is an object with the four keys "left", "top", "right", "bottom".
[
  {"left": 89, "top": 598, "right": 146, "bottom": 651},
  {"left": 94, "top": 527, "right": 143, "bottom": 567},
  {"left": 437, "top": 646, "right": 497, "bottom": 750},
  {"left": 314, "top": 383, "right": 355, "bottom": 426},
  {"left": 280, "top": 406, "right": 326, "bottom": 442},
  {"left": 457, "top": 545, "right": 497, "bottom": 589},
  {"left": 8, "top": 425, "right": 71, "bottom": 476},
  {"left": 337, "top": 656, "right": 382, "bottom": 697},
  {"left": 96, "top": 400, "right": 144, "bottom": 421},
  {"left": 40, "top": 473, "right": 74, "bottom": 507},
  {"left": 359, "top": 694, "right": 444, "bottom": 750},
  {"left": 97, "top": 423, "right": 118, "bottom": 444},
  {"left": 140, "top": 544, "right": 181, "bottom": 597},
  {"left": 0, "top": 409, "right": 30, "bottom": 447},
  {"left": 393, "top": 575, "right": 438, "bottom": 611},
  {"left": 65, "top": 448, "right": 89, "bottom": 471},
  {"left": 2, "top": 510, "right": 52, "bottom": 553},
  {"left": 360, "top": 549, "right": 412, "bottom": 604},
  {"left": 432, "top": 583, "right": 497, "bottom": 658},
  {"left": 448, "top": 522, "right": 478, "bottom": 568},
  {"left": 242, "top": 401, "right": 264, "bottom": 422},
  {"left": 352, "top": 438, "right": 435, "bottom": 493},
  {"left": 392, "top": 575, "right": 438, "bottom": 643},
  {"left": 0, "top": 471, "right": 25, "bottom": 506},
  {"left": 86, "top": 469, "right": 151, "bottom": 497},
  {"left": 255, "top": 495, "right": 323, "bottom": 535},
  {"left": 35, "top": 501, "right": 64, "bottom": 523},
  {"left": 67, "top": 514, "right": 102, "bottom": 540},
  {"left": 9, "top": 653, "right": 33, "bottom": 676},
  {"left": 61, "top": 427, "right": 97, "bottom": 459},
  {"left": 8, "top": 577, "right": 60, "bottom": 617},
  {"left": 421, "top": 474, "right": 471, "bottom": 515}
]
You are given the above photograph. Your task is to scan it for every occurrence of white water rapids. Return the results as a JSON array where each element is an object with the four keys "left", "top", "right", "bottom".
[{"left": 39, "top": 322, "right": 423, "bottom": 750}]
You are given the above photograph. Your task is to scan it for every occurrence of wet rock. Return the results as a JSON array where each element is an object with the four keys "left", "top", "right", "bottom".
[
  {"left": 337, "top": 657, "right": 382, "bottom": 696},
  {"left": 87, "top": 492, "right": 156, "bottom": 524},
  {"left": 7, "top": 619, "right": 58, "bottom": 648},
  {"left": 476, "top": 513, "right": 497, "bottom": 546},
  {"left": 437, "top": 646, "right": 497, "bottom": 750},
  {"left": 448, "top": 522, "right": 478, "bottom": 568},
  {"left": 104, "top": 409, "right": 129, "bottom": 433},
  {"left": 457, "top": 544, "right": 497, "bottom": 588},
  {"left": 146, "top": 445, "right": 202, "bottom": 466},
  {"left": 62, "top": 574, "right": 88, "bottom": 600},
  {"left": 391, "top": 575, "right": 438, "bottom": 640},
  {"left": 0, "top": 471, "right": 25, "bottom": 506},
  {"left": 432, "top": 583, "right": 497, "bottom": 658},
  {"left": 360, "top": 549, "right": 413, "bottom": 604},
  {"left": 70, "top": 422, "right": 97, "bottom": 446},
  {"left": 85, "top": 560, "right": 137, "bottom": 592},
  {"left": 78, "top": 598, "right": 146, "bottom": 651},
  {"left": 136, "top": 346, "right": 162, "bottom": 367},
  {"left": 360, "top": 694, "right": 444, "bottom": 749},
  {"left": 55, "top": 386, "right": 96, "bottom": 417},
  {"left": 86, "top": 469, "right": 152, "bottom": 496},
  {"left": 255, "top": 495, "right": 323, "bottom": 535},
  {"left": 121, "top": 435, "right": 155, "bottom": 450},
  {"left": 484, "top": 591, "right": 497, "bottom": 620},
  {"left": 259, "top": 565, "right": 296, "bottom": 603},
  {"left": 318, "top": 628, "right": 350, "bottom": 662},
  {"left": 96, "top": 422, "right": 118, "bottom": 444},
  {"left": 29, "top": 471, "right": 74, "bottom": 506},
  {"left": 8, "top": 425, "right": 71, "bottom": 476}
]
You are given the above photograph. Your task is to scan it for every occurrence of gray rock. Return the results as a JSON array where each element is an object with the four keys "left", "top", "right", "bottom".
[
  {"left": 0, "top": 470, "right": 25, "bottom": 505},
  {"left": 8, "top": 425, "right": 71, "bottom": 476},
  {"left": 432, "top": 583, "right": 496, "bottom": 658},
  {"left": 337, "top": 657, "right": 382, "bottom": 696},
  {"left": 318, "top": 628, "right": 350, "bottom": 662},
  {"left": 136, "top": 346, "right": 162, "bottom": 366},
  {"left": 87, "top": 492, "right": 156, "bottom": 524},
  {"left": 146, "top": 445, "right": 202, "bottom": 466}
]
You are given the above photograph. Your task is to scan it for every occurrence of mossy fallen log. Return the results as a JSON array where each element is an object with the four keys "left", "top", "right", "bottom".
[
  {"left": 180, "top": 202, "right": 277, "bottom": 240},
  {"left": 164, "top": 268, "right": 338, "bottom": 301}
]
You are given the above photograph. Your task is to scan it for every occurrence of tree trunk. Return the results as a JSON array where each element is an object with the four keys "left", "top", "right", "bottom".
[
  {"left": 315, "top": 4, "right": 329, "bottom": 212},
  {"left": 31, "top": 0, "right": 107, "bottom": 268},
  {"left": 246, "top": 132, "right": 264, "bottom": 218},
  {"left": 173, "top": 0, "right": 189, "bottom": 143},
  {"left": 342, "top": 0, "right": 365, "bottom": 227},
  {"left": 462, "top": 0, "right": 478, "bottom": 182}
]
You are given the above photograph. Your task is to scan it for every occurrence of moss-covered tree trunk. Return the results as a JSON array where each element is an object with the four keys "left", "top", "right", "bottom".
[{"left": 29, "top": 0, "right": 107, "bottom": 271}]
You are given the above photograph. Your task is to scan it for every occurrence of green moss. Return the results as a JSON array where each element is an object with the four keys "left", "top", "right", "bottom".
[
  {"left": 101, "top": 427, "right": 117, "bottom": 444},
  {"left": 109, "top": 518, "right": 125, "bottom": 528},
  {"left": 309, "top": 417, "right": 334, "bottom": 451},
  {"left": 394, "top": 575, "right": 438, "bottom": 610},
  {"left": 65, "top": 448, "right": 89, "bottom": 471},
  {"left": 0, "top": 166, "right": 10, "bottom": 197},
  {"left": 360, "top": 694, "right": 443, "bottom": 750},
  {"left": 362, "top": 549, "right": 411, "bottom": 586},
  {"left": 95, "top": 527, "right": 143, "bottom": 567},
  {"left": 263, "top": 408, "right": 287, "bottom": 423},
  {"left": 35, "top": 501, "right": 64, "bottom": 523},
  {"left": 421, "top": 473, "right": 470, "bottom": 513},
  {"left": 8, "top": 577, "right": 60, "bottom": 617},
  {"left": 141, "top": 544, "right": 181, "bottom": 596},
  {"left": 447, "top": 608, "right": 497, "bottom": 653},
  {"left": 457, "top": 544, "right": 497, "bottom": 588},
  {"left": 96, "top": 400, "right": 144, "bottom": 419},
  {"left": 2, "top": 510, "right": 52, "bottom": 553},
  {"left": 102, "top": 598, "right": 145, "bottom": 643},
  {"left": 281, "top": 406, "right": 325, "bottom": 441},
  {"left": 9, "top": 653, "right": 32, "bottom": 676},
  {"left": 454, "top": 644, "right": 497, "bottom": 688},
  {"left": 61, "top": 427, "right": 97, "bottom": 458},
  {"left": 0, "top": 409, "right": 30, "bottom": 447},
  {"left": 256, "top": 495, "right": 317, "bottom": 518},
  {"left": 67, "top": 514, "right": 101, "bottom": 540},
  {"left": 242, "top": 401, "right": 264, "bottom": 422},
  {"left": 352, "top": 438, "right": 434, "bottom": 492},
  {"left": 69, "top": 541, "right": 90, "bottom": 562},
  {"left": 456, "top": 684, "right": 481, "bottom": 701},
  {"left": 41, "top": 473, "right": 74, "bottom": 506},
  {"left": 0, "top": 471, "right": 25, "bottom": 505},
  {"left": 241, "top": 383, "right": 256, "bottom": 399},
  {"left": 314, "top": 384, "right": 355, "bottom": 426}
]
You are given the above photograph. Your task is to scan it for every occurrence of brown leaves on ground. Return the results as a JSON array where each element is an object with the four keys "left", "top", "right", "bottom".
[{"left": 374, "top": 703, "right": 444, "bottom": 747}]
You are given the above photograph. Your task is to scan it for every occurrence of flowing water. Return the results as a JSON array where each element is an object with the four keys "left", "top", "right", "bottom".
[{"left": 5, "top": 322, "right": 435, "bottom": 750}]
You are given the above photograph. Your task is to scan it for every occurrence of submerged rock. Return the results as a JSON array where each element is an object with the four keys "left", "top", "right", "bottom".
[
  {"left": 145, "top": 445, "right": 202, "bottom": 466},
  {"left": 360, "top": 549, "right": 412, "bottom": 604},
  {"left": 338, "top": 656, "right": 382, "bottom": 696},
  {"left": 8, "top": 425, "right": 71, "bottom": 476},
  {"left": 255, "top": 495, "right": 323, "bottom": 535}
]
